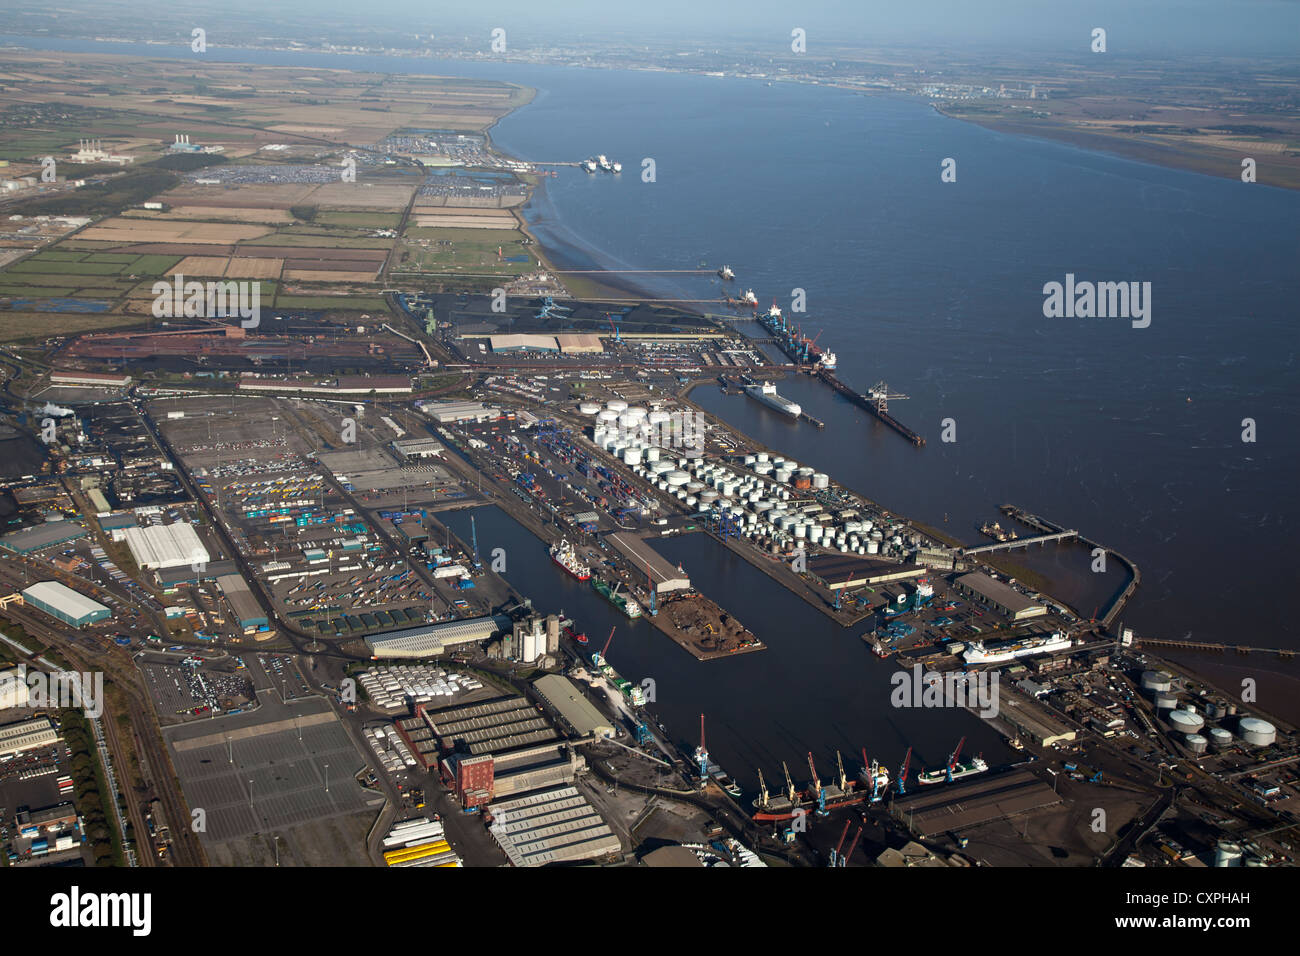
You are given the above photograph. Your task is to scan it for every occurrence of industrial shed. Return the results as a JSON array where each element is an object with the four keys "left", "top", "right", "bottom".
[
  {"left": 488, "top": 785, "right": 621, "bottom": 867},
  {"left": 606, "top": 533, "right": 690, "bottom": 594},
  {"left": 216, "top": 574, "right": 267, "bottom": 630},
  {"left": 489, "top": 334, "right": 559, "bottom": 353},
  {"left": 954, "top": 572, "right": 1046, "bottom": 622},
  {"left": 0, "top": 522, "right": 87, "bottom": 555},
  {"left": 555, "top": 333, "right": 604, "bottom": 354},
  {"left": 121, "top": 522, "right": 210, "bottom": 571},
  {"left": 366, "top": 614, "right": 512, "bottom": 658},
  {"left": 533, "top": 675, "right": 615, "bottom": 738},
  {"left": 21, "top": 581, "right": 110, "bottom": 628}
]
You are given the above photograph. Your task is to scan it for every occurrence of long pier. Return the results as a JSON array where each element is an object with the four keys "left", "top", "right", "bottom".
[
  {"left": 963, "top": 529, "right": 1078, "bottom": 555},
  {"left": 815, "top": 369, "right": 925, "bottom": 445},
  {"left": 1135, "top": 638, "right": 1296, "bottom": 659}
]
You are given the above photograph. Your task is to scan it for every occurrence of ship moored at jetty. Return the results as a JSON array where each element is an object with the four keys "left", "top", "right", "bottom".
[
  {"left": 550, "top": 538, "right": 591, "bottom": 581},
  {"left": 916, "top": 737, "right": 989, "bottom": 786},
  {"left": 592, "top": 576, "right": 642, "bottom": 618},
  {"left": 751, "top": 751, "right": 877, "bottom": 822},
  {"left": 962, "top": 631, "right": 1072, "bottom": 665},
  {"left": 744, "top": 381, "right": 802, "bottom": 418}
]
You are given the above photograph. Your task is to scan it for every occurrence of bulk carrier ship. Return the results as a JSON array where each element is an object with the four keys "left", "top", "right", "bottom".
[{"left": 751, "top": 752, "right": 880, "bottom": 822}]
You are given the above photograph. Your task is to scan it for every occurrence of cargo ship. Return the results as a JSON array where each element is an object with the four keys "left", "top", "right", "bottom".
[
  {"left": 744, "top": 381, "right": 801, "bottom": 418},
  {"left": 962, "top": 631, "right": 1072, "bottom": 664},
  {"left": 756, "top": 301, "right": 837, "bottom": 370},
  {"left": 916, "top": 737, "right": 988, "bottom": 786},
  {"left": 550, "top": 538, "right": 591, "bottom": 581},
  {"left": 592, "top": 577, "right": 642, "bottom": 618},
  {"left": 727, "top": 288, "right": 759, "bottom": 307},
  {"left": 709, "top": 763, "right": 743, "bottom": 798},
  {"left": 751, "top": 752, "right": 871, "bottom": 822},
  {"left": 979, "top": 521, "right": 1018, "bottom": 542},
  {"left": 564, "top": 625, "right": 588, "bottom": 645},
  {"left": 718, "top": 265, "right": 735, "bottom": 281}
]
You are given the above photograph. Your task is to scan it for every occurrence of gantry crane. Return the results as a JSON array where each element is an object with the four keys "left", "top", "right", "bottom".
[
  {"left": 867, "top": 381, "right": 910, "bottom": 415},
  {"left": 897, "top": 746, "right": 912, "bottom": 795}
]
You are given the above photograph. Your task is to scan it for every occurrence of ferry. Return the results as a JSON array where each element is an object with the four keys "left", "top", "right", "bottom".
[
  {"left": 744, "top": 381, "right": 801, "bottom": 418},
  {"left": 550, "top": 538, "right": 591, "bottom": 581}
]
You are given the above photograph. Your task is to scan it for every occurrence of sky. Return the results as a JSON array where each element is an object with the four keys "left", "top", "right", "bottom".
[{"left": 21, "top": 0, "right": 1300, "bottom": 58}]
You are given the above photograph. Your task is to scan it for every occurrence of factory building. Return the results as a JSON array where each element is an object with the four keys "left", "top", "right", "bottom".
[
  {"left": 0, "top": 522, "right": 88, "bottom": 555},
  {"left": 20, "top": 581, "right": 111, "bottom": 628},
  {"left": 810, "top": 556, "right": 929, "bottom": 589},
  {"left": 0, "top": 717, "right": 60, "bottom": 758},
  {"left": 998, "top": 688, "right": 1077, "bottom": 747},
  {"left": 215, "top": 574, "right": 268, "bottom": 630},
  {"left": 120, "top": 522, "right": 210, "bottom": 571},
  {"left": 365, "top": 614, "right": 512, "bottom": 659},
  {"left": 954, "top": 572, "right": 1047, "bottom": 622}
]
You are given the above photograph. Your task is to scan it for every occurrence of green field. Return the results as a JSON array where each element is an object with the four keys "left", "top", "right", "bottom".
[
  {"left": 316, "top": 211, "right": 402, "bottom": 229},
  {"left": 274, "top": 295, "right": 390, "bottom": 311}
]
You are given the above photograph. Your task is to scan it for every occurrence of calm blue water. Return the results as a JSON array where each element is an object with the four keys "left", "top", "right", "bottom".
[{"left": 7, "top": 36, "right": 1299, "bottom": 725}]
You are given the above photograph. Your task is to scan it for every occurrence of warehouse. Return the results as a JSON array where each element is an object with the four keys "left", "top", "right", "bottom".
[
  {"left": 216, "top": 574, "right": 267, "bottom": 630},
  {"left": 0, "top": 717, "right": 60, "bottom": 758},
  {"left": 420, "top": 400, "right": 502, "bottom": 424},
  {"left": 49, "top": 370, "right": 131, "bottom": 387},
  {"left": 607, "top": 533, "right": 690, "bottom": 594},
  {"left": 488, "top": 333, "right": 559, "bottom": 353},
  {"left": 392, "top": 437, "right": 445, "bottom": 459},
  {"left": 121, "top": 522, "right": 210, "bottom": 571},
  {"left": 954, "top": 572, "right": 1047, "bottom": 622},
  {"left": 809, "top": 555, "right": 928, "bottom": 589},
  {"left": 365, "top": 614, "right": 512, "bottom": 658},
  {"left": 21, "top": 581, "right": 111, "bottom": 628},
  {"left": 998, "top": 687, "right": 1077, "bottom": 747},
  {"left": 488, "top": 785, "right": 622, "bottom": 866},
  {"left": 0, "top": 521, "right": 87, "bottom": 555},
  {"left": 555, "top": 333, "right": 604, "bottom": 354},
  {"left": 533, "top": 675, "right": 616, "bottom": 738}
]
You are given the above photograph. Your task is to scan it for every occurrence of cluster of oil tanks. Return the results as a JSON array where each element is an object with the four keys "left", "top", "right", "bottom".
[{"left": 1140, "top": 669, "right": 1278, "bottom": 752}]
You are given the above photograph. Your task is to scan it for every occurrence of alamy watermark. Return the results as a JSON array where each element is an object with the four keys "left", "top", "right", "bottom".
[
  {"left": 890, "top": 664, "right": 999, "bottom": 718},
  {"left": 151, "top": 274, "right": 260, "bottom": 328},
  {"left": 3, "top": 663, "right": 104, "bottom": 718},
  {"left": 1042, "top": 273, "right": 1151, "bottom": 328}
]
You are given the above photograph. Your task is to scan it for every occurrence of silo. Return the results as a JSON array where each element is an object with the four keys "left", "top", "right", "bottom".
[{"left": 1237, "top": 717, "right": 1276, "bottom": 747}]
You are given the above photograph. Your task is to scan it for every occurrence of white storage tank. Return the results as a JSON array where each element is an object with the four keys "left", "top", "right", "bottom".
[
  {"left": 644, "top": 447, "right": 660, "bottom": 463},
  {"left": 1237, "top": 717, "right": 1277, "bottom": 747},
  {"left": 867, "top": 540, "right": 879, "bottom": 555},
  {"left": 1208, "top": 727, "right": 1234, "bottom": 749},
  {"left": 1141, "top": 670, "right": 1174, "bottom": 693},
  {"left": 579, "top": 402, "right": 602, "bottom": 415},
  {"left": 665, "top": 471, "right": 690, "bottom": 487},
  {"left": 1168, "top": 710, "right": 1204, "bottom": 734},
  {"left": 606, "top": 400, "right": 628, "bottom": 413},
  {"left": 648, "top": 410, "right": 671, "bottom": 426},
  {"left": 1184, "top": 733, "right": 1208, "bottom": 755},
  {"left": 812, "top": 472, "right": 829, "bottom": 489},
  {"left": 623, "top": 448, "right": 643, "bottom": 466},
  {"left": 597, "top": 409, "right": 619, "bottom": 424}
]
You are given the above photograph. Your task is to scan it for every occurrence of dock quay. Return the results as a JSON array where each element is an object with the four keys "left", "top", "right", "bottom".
[
  {"left": 963, "top": 529, "right": 1078, "bottom": 555},
  {"left": 998, "top": 504, "right": 1140, "bottom": 630},
  {"left": 814, "top": 369, "right": 925, "bottom": 445},
  {"left": 799, "top": 410, "right": 825, "bottom": 429}
]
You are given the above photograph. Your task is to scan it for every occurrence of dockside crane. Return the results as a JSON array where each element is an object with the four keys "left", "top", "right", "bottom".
[
  {"left": 782, "top": 761, "right": 797, "bottom": 806},
  {"left": 592, "top": 626, "right": 615, "bottom": 668},
  {"left": 841, "top": 825, "right": 863, "bottom": 867},
  {"left": 945, "top": 736, "right": 966, "bottom": 784},
  {"left": 695, "top": 714, "right": 710, "bottom": 783},
  {"left": 829, "top": 820, "right": 851, "bottom": 867},
  {"left": 470, "top": 515, "right": 481, "bottom": 569},
  {"left": 606, "top": 314, "right": 622, "bottom": 344},
  {"left": 835, "top": 751, "right": 848, "bottom": 793},
  {"left": 867, "top": 381, "right": 910, "bottom": 415},
  {"left": 757, "top": 768, "right": 770, "bottom": 808},
  {"left": 897, "top": 746, "right": 912, "bottom": 795},
  {"left": 808, "top": 752, "right": 828, "bottom": 816}
]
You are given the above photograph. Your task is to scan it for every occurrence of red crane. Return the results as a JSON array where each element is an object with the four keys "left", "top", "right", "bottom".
[
  {"left": 830, "top": 819, "right": 851, "bottom": 867},
  {"left": 806, "top": 751, "right": 822, "bottom": 797},
  {"left": 842, "top": 825, "right": 863, "bottom": 867},
  {"left": 948, "top": 736, "right": 966, "bottom": 772},
  {"left": 598, "top": 626, "right": 615, "bottom": 664},
  {"left": 898, "top": 746, "right": 912, "bottom": 794}
]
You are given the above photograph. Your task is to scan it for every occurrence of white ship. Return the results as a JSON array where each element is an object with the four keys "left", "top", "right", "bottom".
[
  {"left": 817, "top": 349, "right": 837, "bottom": 370},
  {"left": 597, "top": 154, "right": 612, "bottom": 172},
  {"left": 744, "top": 381, "right": 802, "bottom": 418},
  {"left": 582, "top": 159, "right": 597, "bottom": 173},
  {"left": 718, "top": 265, "right": 735, "bottom": 280},
  {"left": 917, "top": 756, "right": 989, "bottom": 786},
  {"left": 611, "top": 161, "right": 622, "bottom": 173},
  {"left": 549, "top": 538, "right": 591, "bottom": 581},
  {"left": 962, "top": 631, "right": 1073, "bottom": 665}
]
